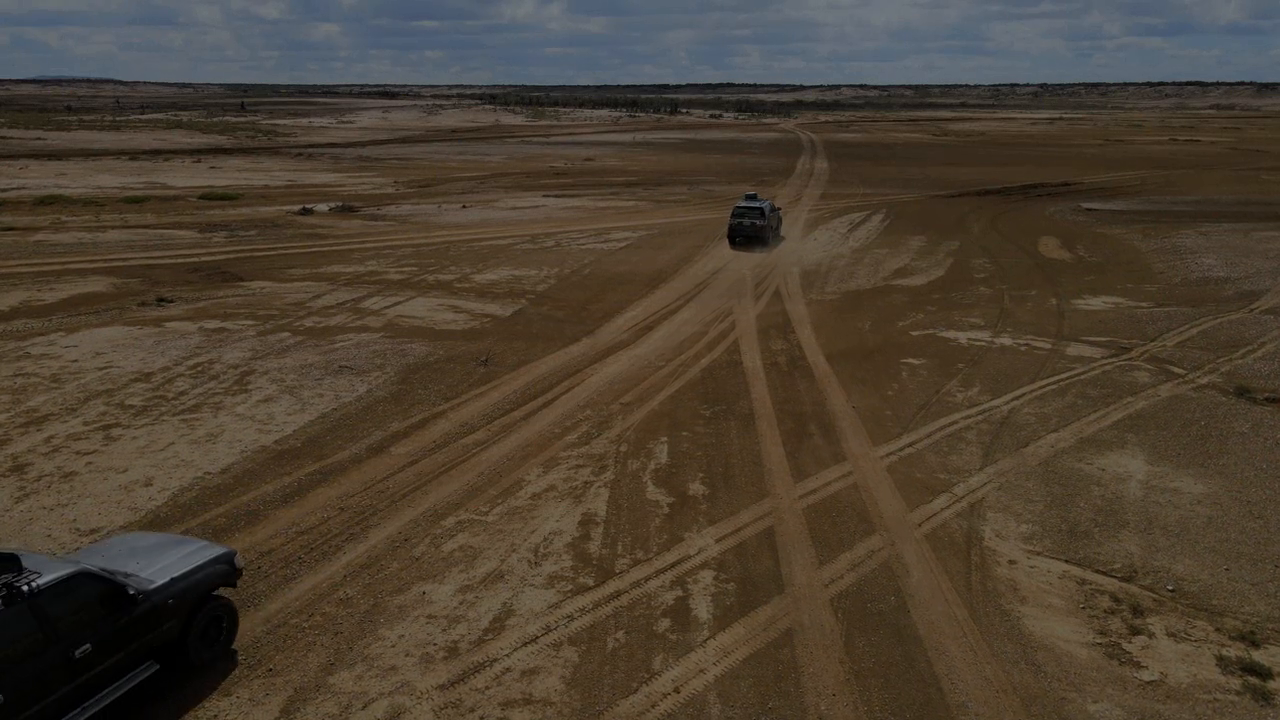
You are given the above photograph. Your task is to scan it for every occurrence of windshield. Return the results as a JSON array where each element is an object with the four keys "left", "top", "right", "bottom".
[{"left": 731, "top": 206, "right": 765, "bottom": 220}]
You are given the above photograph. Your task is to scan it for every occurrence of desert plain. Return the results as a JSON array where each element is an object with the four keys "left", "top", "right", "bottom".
[{"left": 2, "top": 81, "right": 1280, "bottom": 719}]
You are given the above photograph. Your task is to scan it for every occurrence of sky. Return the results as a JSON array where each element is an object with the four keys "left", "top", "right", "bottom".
[{"left": 1, "top": 0, "right": 1277, "bottom": 85}]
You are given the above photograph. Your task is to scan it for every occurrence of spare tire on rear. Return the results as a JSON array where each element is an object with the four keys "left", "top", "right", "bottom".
[{"left": 182, "top": 594, "right": 239, "bottom": 667}]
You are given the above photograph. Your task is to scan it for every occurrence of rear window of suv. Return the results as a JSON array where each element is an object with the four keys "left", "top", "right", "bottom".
[{"left": 731, "top": 206, "right": 765, "bottom": 220}]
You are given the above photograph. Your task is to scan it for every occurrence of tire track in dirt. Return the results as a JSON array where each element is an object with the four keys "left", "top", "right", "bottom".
[
  {"left": 603, "top": 542, "right": 891, "bottom": 720},
  {"left": 107, "top": 264, "right": 425, "bottom": 415},
  {"left": 236, "top": 259, "right": 740, "bottom": 607},
  {"left": 900, "top": 242, "right": 1009, "bottom": 435},
  {"left": 563, "top": 125, "right": 848, "bottom": 719},
  {"left": 912, "top": 329, "right": 1280, "bottom": 533},
  {"left": 138, "top": 137, "right": 810, "bottom": 539},
  {"left": 0, "top": 206, "right": 727, "bottom": 276},
  {"left": 976, "top": 204, "right": 1074, "bottom": 468},
  {"left": 597, "top": 127, "right": 832, "bottom": 433},
  {"left": 459, "top": 337, "right": 1262, "bottom": 718},
  {"left": 604, "top": 267, "right": 790, "bottom": 439},
  {"left": 733, "top": 274, "right": 864, "bottom": 719},
  {"left": 610, "top": 319, "right": 1279, "bottom": 716},
  {"left": 204, "top": 127, "right": 1264, "bottom": 712},
  {"left": 218, "top": 239, "right": 753, "bottom": 718},
  {"left": 880, "top": 278, "right": 1280, "bottom": 462},
  {"left": 801, "top": 167, "right": 1175, "bottom": 215},
  {"left": 0, "top": 119, "right": 752, "bottom": 161},
  {"left": 401, "top": 193, "right": 1280, "bottom": 720},
  {"left": 400, "top": 130, "right": 1268, "bottom": 716},
  {"left": 462, "top": 270, "right": 784, "bottom": 517},
  {"left": 0, "top": 284, "right": 257, "bottom": 339},
  {"left": 781, "top": 268, "right": 1024, "bottom": 720},
  {"left": 2, "top": 261, "right": 482, "bottom": 492},
  {"left": 599, "top": 301, "right": 1280, "bottom": 720},
  {"left": 441, "top": 291, "right": 1280, "bottom": 678},
  {"left": 207, "top": 121, "right": 819, "bottom": 554},
  {"left": 169, "top": 239, "right": 729, "bottom": 537},
  {"left": 170, "top": 216, "right": 729, "bottom": 544},
  {"left": 602, "top": 599, "right": 793, "bottom": 720},
  {"left": 226, "top": 121, "right": 824, "bottom": 712},
  {"left": 203, "top": 128, "right": 825, "bottom": 714},
  {"left": 421, "top": 462, "right": 856, "bottom": 708}
]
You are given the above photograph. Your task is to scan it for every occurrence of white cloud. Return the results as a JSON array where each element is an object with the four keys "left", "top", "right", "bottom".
[
  {"left": 246, "top": 0, "right": 288, "bottom": 21},
  {"left": 0, "top": 0, "right": 1276, "bottom": 82},
  {"left": 304, "top": 22, "right": 343, "bottom": 43}
]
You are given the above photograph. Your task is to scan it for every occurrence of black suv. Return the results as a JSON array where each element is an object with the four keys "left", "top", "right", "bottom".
[
  {"left": 0, "top": 532, "right": 243, "bottom": 720},
  {"left": 726, "top": 192, "right": 783, "bottom": 248}
]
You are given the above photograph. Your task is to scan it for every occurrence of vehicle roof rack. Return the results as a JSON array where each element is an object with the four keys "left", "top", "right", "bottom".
[
  {"left": 0, "top": 552, "right": 40, "bottom": 607},
  {"left": 743, "top": 192, "right": 759, "bottom": 200}
]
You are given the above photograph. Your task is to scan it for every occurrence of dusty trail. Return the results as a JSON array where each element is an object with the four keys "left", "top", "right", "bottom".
[
  {"left": 243, "top": 253, "right": 744, "bottom": 629},
  {"left": 192, "top": 125, "right": 824, "bottom": 716},
  {"left": 174, "top": 267, "right": 712, "bottom": 539},
  {"left": 168, "top": 205, "right": 751, "bottom": 538},
  {"left": 573, "top": 303, "right": 1280, "bottom": 720},
  {"left": 899, "top": 234, "right": 1011, "bottom": 436},
  {"left": 10, "top": 89, "right": 1280, "bottom": 720},
  {"left": 976, "top": 205, "right": 1072, "bottom": 469},
  {"left": 605, "top": 543, "right": 892, "bottom": 720},
  {"left": 387, "top": 128, "right": 1280, "bottom": 720},
  {"left": 0, "top": 204, "right": 727, "bottom": 275},
  {"left": 0, "top": 119, "right": 751, "bottom": 161},
  {"left": 781, "top": 267, "right": 1023, "bottom": 720},
  {"left": 386, "top": 124, "right": 830, "bottom": 719},
  {"left": 603, "top": 598, "right": 793, "bottom": 720},
  {"left": 735, "top": 277, "right": 863, "bottom": 719},
  {"left": 913, "top": 329, "right": 1280, "bottom": 533},
  {"left": 424, "top": 461, "right": 849, "bottom": 703},
  {"left": 881, "top": 278, "right": 1280, "bottom": 462}
]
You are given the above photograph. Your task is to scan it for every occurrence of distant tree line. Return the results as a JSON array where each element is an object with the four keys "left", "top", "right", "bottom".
[
  {"left": 468, "top": 93, "right": 813, "bottom": 117},
  {"left": 473, "top": 92, "right": 684, "bottom": 115}
]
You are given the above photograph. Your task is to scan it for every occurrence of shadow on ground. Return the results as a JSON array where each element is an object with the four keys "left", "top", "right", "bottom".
[
  {"left": 96, "top": 651, "right": 238, "bottom": 720},
  {"left": 729, "top": 233, "right": 787, "bottom": 253}
]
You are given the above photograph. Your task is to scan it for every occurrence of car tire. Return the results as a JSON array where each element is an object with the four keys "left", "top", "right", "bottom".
[{"left": 182, "top": 595, "right": 239, "bottom": 667}]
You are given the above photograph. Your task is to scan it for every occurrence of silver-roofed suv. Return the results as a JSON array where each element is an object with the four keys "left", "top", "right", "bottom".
[
  {"left": 726, "top": 192, "right": 783, "bottom": 249},
  {"left": 0, "top": 532, "right": 244, "bottom": 720}
]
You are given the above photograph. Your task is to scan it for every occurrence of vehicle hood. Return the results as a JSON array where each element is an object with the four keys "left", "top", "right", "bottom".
[{"left": 70, "top": 531, "right": 234, "bottom": 587}]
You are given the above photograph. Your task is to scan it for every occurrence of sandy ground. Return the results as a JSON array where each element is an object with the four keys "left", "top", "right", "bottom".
[{"left": 3, "top": 87, "right": 1280, "bottom": 720}]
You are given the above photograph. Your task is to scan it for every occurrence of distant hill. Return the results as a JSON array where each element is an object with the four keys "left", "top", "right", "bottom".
[{"left": 25, "top": 75, "right": 120, "bottom": 81}]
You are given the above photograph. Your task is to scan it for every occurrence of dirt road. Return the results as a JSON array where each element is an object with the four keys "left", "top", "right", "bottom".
[{"left": 4, "top": 91, "right": 1280, "bottom": 719}]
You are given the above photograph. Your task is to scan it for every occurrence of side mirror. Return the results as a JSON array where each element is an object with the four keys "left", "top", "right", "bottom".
[{"left": 124, "top": 585, "right": 144, "bottom": 606}]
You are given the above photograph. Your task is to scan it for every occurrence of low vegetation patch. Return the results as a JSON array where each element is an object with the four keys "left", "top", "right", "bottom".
[
  {"left": 197, "top": 191, "right": 242, "bottom": 202},
  {"left": 1230, "top": 627, "right": 1266, "bottom": 649},
  {"left": 120, "top": 195, "right": 152, "bottom": 204},
  {"left": 32, "top": 194, "right": 75, "bottom": 206},
  {"left": 1242, "top": 679, "right": 1276, "bottom": 706},
  {"left": 1216, "top": 651, "right": 1275, "bottom": 681},
  {"left": 1232, "top": 384, "right": 1280, "bottom": 406}
]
